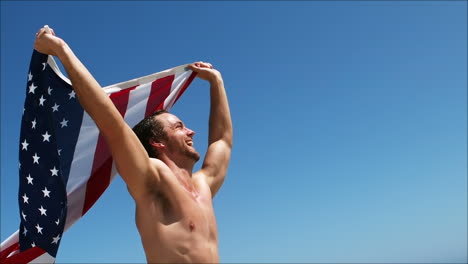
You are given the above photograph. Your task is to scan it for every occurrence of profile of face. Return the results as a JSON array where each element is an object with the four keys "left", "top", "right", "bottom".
[{"left": 155, "top": 113, "right": 200, "bottom": 162}]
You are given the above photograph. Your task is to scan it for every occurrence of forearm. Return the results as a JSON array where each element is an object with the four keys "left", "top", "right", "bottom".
[
  {"left": 55, "top": 42, "right": 123, "bottom": 138},
  {"left": 208, "top": 75, "right": 233, "bottom": 147}
]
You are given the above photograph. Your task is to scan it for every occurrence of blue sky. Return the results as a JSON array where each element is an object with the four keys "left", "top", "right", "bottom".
[{"left": 1, "top": 1, "right": 466, "bottom": 263}]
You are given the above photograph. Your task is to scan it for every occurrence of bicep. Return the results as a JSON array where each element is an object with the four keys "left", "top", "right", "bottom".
[
  {"left": 102, "top": 120, "right": 158, "bottom": 201},
  {"left": 200, "top": 140, "right": 231, "bottom": 197}
]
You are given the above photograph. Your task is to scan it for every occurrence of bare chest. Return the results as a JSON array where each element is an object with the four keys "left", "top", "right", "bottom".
[
  {"left": 135, "top": 181, "right": 219, "bottom": 262},
  {"left": 155, "top": 184, "right": 216, "bottom": 233},
  {"left": 137, "top": 172, "right": 217, "bottom": 236}
]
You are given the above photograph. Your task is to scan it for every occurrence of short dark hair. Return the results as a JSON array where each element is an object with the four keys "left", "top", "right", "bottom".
[{"left": 132, "top": 109, "right": 168, "bottom": 158}]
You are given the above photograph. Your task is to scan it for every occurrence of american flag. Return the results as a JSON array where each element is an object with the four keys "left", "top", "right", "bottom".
[{"left": 0, "top": 50, "right": 196, "bottom": 263}]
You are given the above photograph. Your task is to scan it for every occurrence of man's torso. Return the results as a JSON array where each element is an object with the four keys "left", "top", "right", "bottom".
[{"left": 134, "top": 160, "right": 219, "bottom": 263}]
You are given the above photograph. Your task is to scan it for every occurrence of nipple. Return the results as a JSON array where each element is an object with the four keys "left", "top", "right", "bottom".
[{"left": 189, "top": 221, "right": 195, "bottom": 232}]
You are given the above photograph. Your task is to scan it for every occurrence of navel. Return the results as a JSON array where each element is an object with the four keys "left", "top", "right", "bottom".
[{"left": 189, "top": 221, "right": 195, "bottom": 232}]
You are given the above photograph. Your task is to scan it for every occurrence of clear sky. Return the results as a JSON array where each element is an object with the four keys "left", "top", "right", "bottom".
[{"left": 1, "top": 1, "right": 466, "bottom": 263}]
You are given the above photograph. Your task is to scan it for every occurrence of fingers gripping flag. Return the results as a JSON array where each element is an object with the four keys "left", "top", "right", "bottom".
[{"left": 0, "top": 50, "right": 196, "bottom": 263}]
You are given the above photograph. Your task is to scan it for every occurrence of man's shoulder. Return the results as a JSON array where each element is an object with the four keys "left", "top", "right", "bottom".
[
  {"left": 149, "top": 157, "right": 166, "bottom": 167},
  {"left": 149, "top": 158, "right": 171, "bottom": 175}
]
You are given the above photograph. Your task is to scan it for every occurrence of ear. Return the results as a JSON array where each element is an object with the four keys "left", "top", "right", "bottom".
[{"left": 149, "top": 139, "right": 165, "bottom": 149}]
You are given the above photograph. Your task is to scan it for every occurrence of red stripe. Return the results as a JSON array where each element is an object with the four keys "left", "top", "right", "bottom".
[
  {"left": 145, "top": 75, "right": 174, "bottom": 115},
  {"left": 1, "top": 246, "right": 47, "bottom": 264},
  {"left": 171, "top": 72, "right": 197, "bottom": 108},
  {"left": 82, "top": 86, "right": 136, "bottom": 215},
  {"left": 0, "top": 242, "right": 19, "bottom": 260}
]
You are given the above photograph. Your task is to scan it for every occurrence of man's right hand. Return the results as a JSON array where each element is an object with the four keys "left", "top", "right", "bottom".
[{"left": 34, "top": 27, "right": 65, "bottom": 57}]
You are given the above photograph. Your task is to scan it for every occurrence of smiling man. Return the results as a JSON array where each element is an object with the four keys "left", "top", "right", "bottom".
[{"left": 34, "top": 26, "right": 232, "bottom": 263}]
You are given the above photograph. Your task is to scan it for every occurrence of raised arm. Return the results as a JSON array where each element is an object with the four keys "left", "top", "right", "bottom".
[
  {"left": 34, "top": 27, "right": 157, "bottom": 201},
  {"left": 189, "top": 62, "right": 233, "bottom": 197}
]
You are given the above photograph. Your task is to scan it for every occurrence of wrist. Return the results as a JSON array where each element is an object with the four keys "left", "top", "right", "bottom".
[
  {"left": 55, "top": 39, "right": 70, "bottom": 59},
  {"left": 208, "top": 71, "right": 223, "bottom": 85}
]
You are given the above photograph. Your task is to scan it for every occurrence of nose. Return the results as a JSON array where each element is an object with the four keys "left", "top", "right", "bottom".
[{"left": 186, "top": 127, "right": 195, "bottom": 137}]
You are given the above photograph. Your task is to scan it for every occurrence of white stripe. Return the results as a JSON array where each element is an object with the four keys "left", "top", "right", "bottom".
[
  {"left": 108, "top": 82, "right": 153, "bottom": 184},
  {"left": 110, "top": 163, "right": 118, "bottom": 181},
  {"left": 64, "top": 82, "right": 152, "bottom": 228},
  {"left": 47, "top": 56, "right": 71, "bottom": 86},
  {"left": 64, "top": 182, "right": 88, "bottom": 231},
  {"left": 125, "top": 82, "right": 152, "bottom": 127},
  {"left": 65, "top": 81, "right": 152, "bottom": 227},
  {"left": 0, "top": 230, "right": 19, "bottom": 250},
  {"left": 7, "top": 249, "right": 19, "bottom": 258},
  {"left": 47, "top": 56, "right": 189, "bottom": 93},
  {"left": 163, "top": 70, "right": 193, "bottom": 110},
  {"left": 64, "top": 112, "right": 100, "bottom": 229},
  {"left": 66, "top": 112, "right": 100, "bottom": 193}
]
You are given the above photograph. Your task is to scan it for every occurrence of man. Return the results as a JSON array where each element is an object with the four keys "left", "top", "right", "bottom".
[{"left": 34, "top": 27, "right": 232, "bottom": 263}]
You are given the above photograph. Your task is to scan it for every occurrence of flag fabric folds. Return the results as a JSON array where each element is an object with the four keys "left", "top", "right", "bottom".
[{"left": 0, "top": 50, "right": 196, "bottom": 263}]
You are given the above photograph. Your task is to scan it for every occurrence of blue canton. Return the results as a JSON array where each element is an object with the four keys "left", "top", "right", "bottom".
[{"left": 18, "top": 51, "right": 84, "bottom": 257}]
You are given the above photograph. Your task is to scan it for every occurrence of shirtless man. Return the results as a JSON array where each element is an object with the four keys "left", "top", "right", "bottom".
[{"left": 34, "top": 27, "right": 232, "bottom": 263}]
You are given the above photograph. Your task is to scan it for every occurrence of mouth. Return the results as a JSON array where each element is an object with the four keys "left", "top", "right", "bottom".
[{"left": 186, "top": 140, "right": 193, "bottom": 147}]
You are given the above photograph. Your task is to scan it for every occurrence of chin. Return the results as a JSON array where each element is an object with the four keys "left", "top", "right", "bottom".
[
  {"left": 185, "top": 149, "right": 200, "bottom": 162},
  {"left": 191, "top": 152, "right": 201, "bottom": 162}
]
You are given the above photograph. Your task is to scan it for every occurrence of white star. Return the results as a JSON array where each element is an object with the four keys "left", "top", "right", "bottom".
[
  {"left": 38, "top": 205, "right": 47, "bottom": 216},
  {"left": 39, "top": 95, "right": 46, "bottom": 106},
  {"left": 31, "top": 119, "right": 37, "bottom": 129},
  {"left": 28, "top": 83, "right": 38, "bottom": 94},
  {"left": 55, "top": 219, "right": 60, "bottom": 225},
  {"left": 68, "top": 90, "right": 76, "bottom": 99},
  {"left": 32, "top": 153, "right": 40, "bottom": 164},
  {"left": 60, "top": 118, "right": 69, "bottom": 128},
  {"left": 51, "top": 234, "right": 61, "bottom": 244},
  {"left": 22, "top": 211, "right": 27, "bottom": 221},
  {"left": 42, "top": 187, "right": 51, "bottom": 198},
  {"left": 42, "top": 62, "right": 47, "bottom": 71},
  {"left": 22, "top": 227, "right": 28, "bottom": 236},
  {"left": 26, "top": 174, "right": 33, "bottom": 185},
  {"left": 50, "top": 166, "right": 59, "bottom": 176},
  {"left": 22, "top": 193, "right": 29, "bottom": 204},
  {"left": 42, "top": 131, "right": 51, "bottom": 142},
  {"left": 35, "top": 224, "right": 43, "bottom": 234},
  {"left": 31, "top": 242, "right": 36, "bottom": 247},
  {"left": 48, "top": 86, "right": 53, "bottom": 95},
  {"left": 58, "top": 149, "right": 62, "bottom": 156},
  {"left": 28, "top": 71, "right": 33, "bottom": 81},
  {"left": 21, "top": 139, "right": 29, "bottom": 151},
  {"left": 51, "top": 103, "right": 59, "bottom": 112}
]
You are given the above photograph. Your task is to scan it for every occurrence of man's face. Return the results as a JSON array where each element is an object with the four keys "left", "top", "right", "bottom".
[{"left": 155, "top": 113, "right": 200, "bottom": 162}]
